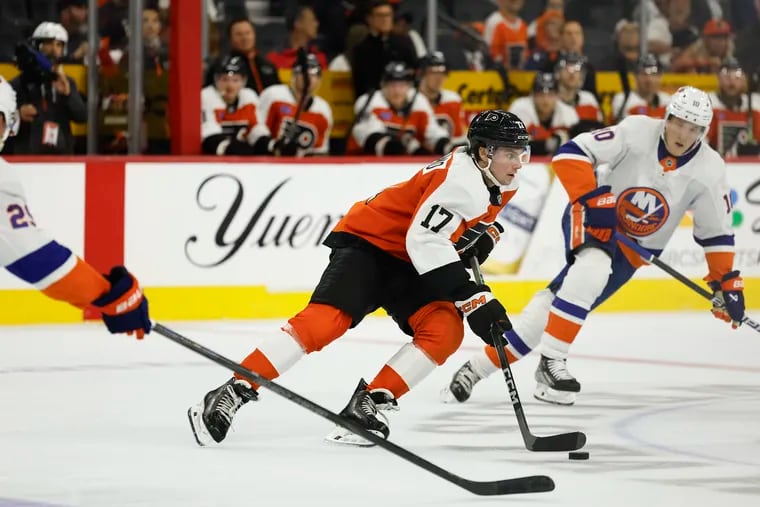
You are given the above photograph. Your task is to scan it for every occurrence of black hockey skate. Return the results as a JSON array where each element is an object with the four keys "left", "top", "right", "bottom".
[
  {"left": 440, "top": 360, "right": 485, "bottom": 403},
  {"left": 534, "top": 355, "right": 581, "bottom": 406},
  {"left": 324, "top": 378, "right": 398, "bottom": 446},
  {"left": 188, "top": 377, "right": 259, "bottom": 446}
]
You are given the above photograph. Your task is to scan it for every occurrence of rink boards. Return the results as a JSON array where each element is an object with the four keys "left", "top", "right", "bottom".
[{"left": 2, "top": 157, "right": 759, "bottom": 324}]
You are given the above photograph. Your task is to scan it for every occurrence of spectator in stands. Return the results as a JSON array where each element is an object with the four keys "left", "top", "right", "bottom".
[
  {"left": 206, "top": 18, "right": 279, "bottom": 94},
  {"left": 8, "top": 22, "right": 85, "bottom": 155},
  {"left": 98, "top": 5, "right": 169, "bottom": 154},
  {"left": 351, "top": 0, "right": 417, "bottom": 98},
  {"left": 328, "top": 24, "right": 368, "bottom": 71},
  {"left": 417, "top": 52, "right": 467, "bottom": 146},
  {"left": 393, "top": 11, "right": 426, "bottom": 58},
  {"left": 634, "top": 0, "right": 673, "bottom": 68},
  {"left": 258, "top": 53, "right": 333, "bottom": 157},
  {"left": 609, "top": 53, "right": 671, "bottom": 123},
  {"left": 707, "top": 57, "right": 760, "bottom": 156},
  {"left": 672, "top": 18, "right": 734, "bottom": 73},
  {"left": 267, "top": 5, "right": 328, "bottom": 70},
  {"left": 58, "top": 0, "right": 88, "bottom": 63},
  {"left": 201, "top": 55, "right": 273, "bottom": 156},
  {"left": 99, "top": 0, "right": 128, "bottom": 45},
  {"left": 558, "top": 20, "right": 597, "bottom": 97},
  {"left": 599, "top": 20, "right": 640, "bottom": 71},
  {"left": 508, "top": 72, "right": 578, "bottom": 156},
  {"left": 666, "top": 0, "right": 701, "bottom": 71},
  {"left": 554, "top": 53, "right": 603, "bottom": 134},
  {"left": 527, "top": 0, "right": 564, "bottom": 50},
  {"left": 525, "top": 9, "right": 564, "bottom": 70},
  {"left": 347, "top": 61, "right": 450, "bottom": 156},
  {"left": 484, "top": 0, "right": 528, "bottom": 70},
  {"left": 734, "top": 0, "right": 760, "bottom": 76}
]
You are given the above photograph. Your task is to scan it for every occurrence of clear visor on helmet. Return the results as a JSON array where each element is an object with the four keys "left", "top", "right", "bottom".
[{"left": 491, "top": 145, "right": 531, "bottom": 164}]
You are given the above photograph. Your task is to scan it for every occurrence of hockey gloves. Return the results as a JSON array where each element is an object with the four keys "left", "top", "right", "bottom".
[
  {"left": 455, "top": 284, "right": 512, "bottom": 346},
  {"left": 460, "top": 222, "right": 504, "bottom": 267},
  {"left": 91, "top": 266, "right": 152, "bottom": 339},
  {"left": 708, "top": 270, "right": 745, "bottom": 329},
  {"left": 574, "top": 185, "right": 617, "bottom": 243}
]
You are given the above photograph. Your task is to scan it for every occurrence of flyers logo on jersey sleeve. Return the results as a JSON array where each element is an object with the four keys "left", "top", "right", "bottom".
[
  {"left": 279, "top": 118, "right": 317, "bottom": 149},
  {"left": 616, "top": 187, "right": 670, "bottom": 237}
]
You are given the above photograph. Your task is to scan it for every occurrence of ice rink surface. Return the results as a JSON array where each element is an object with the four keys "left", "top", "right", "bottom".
[{"left": 1, "top": 312, "right": 759, "bottom": 506}]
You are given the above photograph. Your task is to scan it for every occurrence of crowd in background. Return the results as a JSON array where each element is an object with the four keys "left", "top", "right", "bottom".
[{"left": 1, "top": 0, "right": 760, "bottom": 157}]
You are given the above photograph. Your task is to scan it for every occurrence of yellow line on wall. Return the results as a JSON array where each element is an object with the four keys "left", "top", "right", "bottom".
[{"left": 1, "top": 279, "right": 758, "bottom": 324}]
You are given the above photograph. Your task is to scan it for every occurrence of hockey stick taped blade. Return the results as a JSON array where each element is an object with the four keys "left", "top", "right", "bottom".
[
  {"left": 152, "top": 323, "right": 555, "bottom": 496},
  {"left": 529, "top": 431, "right": 587, "bottom": 452}
]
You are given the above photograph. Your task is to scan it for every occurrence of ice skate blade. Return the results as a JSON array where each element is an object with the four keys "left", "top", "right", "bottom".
[
  {"left": 533, "top": 383, "right": 576, "bottom": 406},
  {"left": 439, "top": 385, "right": 461, "bottom": 404},
  {"left": 187, "top": 404, "right": 214, "bottom": 447},
  {"left": 323, "top": 425, "right": 385, "bottom": 447}
]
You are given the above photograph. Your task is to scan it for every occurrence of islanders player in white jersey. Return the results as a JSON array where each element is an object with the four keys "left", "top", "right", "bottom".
[
  {"left": 187, "top": 110, "right": 529, "bottom": 447},
  {"left": 0, "top": 77, "right": 151, "bottom": 338},
  {"left": 444, "top": 86, "right": 746, "bottom": 406}
]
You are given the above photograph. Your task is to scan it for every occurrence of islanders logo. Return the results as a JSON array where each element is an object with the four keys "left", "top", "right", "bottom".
[{"left": 616, "top": 187, "right": 670, "bottom": 237}]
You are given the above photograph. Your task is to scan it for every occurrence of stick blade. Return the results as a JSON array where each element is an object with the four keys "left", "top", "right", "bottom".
[
  {"left": 528, "top": 431, "right": 586, "bottom": 452},
  {"left": 461, "top": 475, "right": 555, "bottom": 495}
]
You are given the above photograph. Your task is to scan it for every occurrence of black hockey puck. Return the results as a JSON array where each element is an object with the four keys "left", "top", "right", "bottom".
[{"left": 568, "top": 451, "right": 589, "bottom": 460}]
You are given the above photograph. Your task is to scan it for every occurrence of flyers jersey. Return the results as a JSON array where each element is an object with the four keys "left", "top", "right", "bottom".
[
  {"left": 426, "top": 89, "right": 467, "bottom": 145},
  {"left": 0, "top": 158, "right": 109, "bottom": 308},
  {"left": 257, "top": 84, "right": 333, "bottom": 155},
  {"left": 348, "top": 91, "right": 449, "bottom": 154},
  {"left": 508, "top": 96, "right": 579, "bottom": 142},
  {"left": 609, "top": 91, "right": 671, "bottom": 123},
  {"left": 201, "top": 85, "right": 270, "bottom": 144},
  {"left": 552, "top": 115, "right": 734, "bottom": 279},
  {"left": 707, "top": 92, "right": 760, "bottom": 156},
  {"left": 483, "top": 11, "right": 528, "bottom": 69},
  {"left": 329, "top": 148, "right": 518, "bottom": 277},
  {"left": 566, "top": 90, "right": 603, "bottom": 122}
]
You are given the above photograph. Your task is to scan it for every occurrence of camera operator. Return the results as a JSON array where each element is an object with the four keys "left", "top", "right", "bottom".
[{"left": 8, "top": 22, "right": 86, "bottom": 155}]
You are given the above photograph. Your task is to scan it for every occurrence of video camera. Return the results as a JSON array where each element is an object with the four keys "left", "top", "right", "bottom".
[{"left": 14, "top": 42, "right": 58, "bottom": 84}]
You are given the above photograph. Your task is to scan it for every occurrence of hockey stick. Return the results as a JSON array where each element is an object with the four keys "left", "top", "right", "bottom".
[
  {"left": 279, "top": 47, "right": 311, "bottom": 148},
  {"left": 151, "top": 322, "right": 554, "bottom": 496},
  {"left": 469, "top": 258, "right": 588, "bottom": 451},
  {"left": 614, "top": 232, "right": 760, "bottom": 332}
]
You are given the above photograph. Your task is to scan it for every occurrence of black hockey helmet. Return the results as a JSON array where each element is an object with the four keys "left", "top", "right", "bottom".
[
  {"left": 382, "top": 61, "right": 414, "bottom": 83},
  {"left": 419, "top": 51, "right": 447, "bottom": 73},
  {"left": 467, "top": 110, "right": 530, "bottom": 152},
  {"left": 555, "top": 51, "right": 587, "bottom": 74},
  {"left": 637, "top": 53, "right": 662, "bottom": 74},
  {"left": 292, "top": 52, "right": 322, "bottom": 76},
  {"left": 215, "top": 55, "right": 246, "bottom": 78},
  {"left": 532, "top": 72, "right": 558, "bottom": 93},
  {"left": 719, "top": 56, "right": 743, "bottom": 74}
]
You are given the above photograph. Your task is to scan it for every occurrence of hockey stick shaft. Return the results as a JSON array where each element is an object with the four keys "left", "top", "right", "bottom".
[
  {"left": 152, "top": 322, "right": 554, "bottom": 495},
  {"left": 469, "top": 258, "right": 587, "bottom": 451},
  {"left": 614, "top": 232, "right": 760, "bottom": 332}
]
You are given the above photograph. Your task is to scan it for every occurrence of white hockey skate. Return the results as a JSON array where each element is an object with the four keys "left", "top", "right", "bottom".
[
  {"left": 533, "top": 355, "right": 581, "bottom": 406},
  {"left": 188, "top": 377, "right": 258, "bottom": 446},
  {"left": 324, "top": 379, "right": 398, "bottom": 447}
]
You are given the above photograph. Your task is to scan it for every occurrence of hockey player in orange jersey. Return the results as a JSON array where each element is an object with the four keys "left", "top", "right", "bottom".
[
  {"left": 444, "top": 86, "right": 746, "bottom": 406},
  {"left": 417, "top": 52, "right": 467, "bottom": 147},
  {"left": 257, "top": 53, "right": 333, "bottom": 156},
  {"left": 347, "top": 61, "right": 452, "bottom": 156},
  {"left": 0, "top": 78, "right": 151, "bottom": 338},
  {"left": 187, "top": 110, "right": 531, "bottom": 446}
]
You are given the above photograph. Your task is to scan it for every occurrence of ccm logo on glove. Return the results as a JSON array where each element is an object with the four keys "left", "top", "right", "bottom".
[{"left": 457, "top": 291, "right": 493, "bottom": 315}]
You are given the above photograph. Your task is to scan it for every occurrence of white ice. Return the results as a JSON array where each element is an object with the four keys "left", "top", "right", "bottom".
[{"left": 1, "top": 312, "right": 759, "bottom": 506}]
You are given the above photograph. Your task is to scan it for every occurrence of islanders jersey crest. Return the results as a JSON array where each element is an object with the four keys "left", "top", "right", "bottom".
[{"left": 616, "top": 187, "right": 670, "bottom": 237}]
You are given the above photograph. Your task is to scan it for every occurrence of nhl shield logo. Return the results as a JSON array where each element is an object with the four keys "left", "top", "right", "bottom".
[{"left": 616, "top": 187, "right": 670, "bottom": 237}]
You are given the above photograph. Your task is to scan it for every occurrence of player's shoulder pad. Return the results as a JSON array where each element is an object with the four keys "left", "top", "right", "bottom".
[
  {"left": 238, "top": 87, "right": 260, "bottom": 106},
  {"left": 439, "top": 89, "right": 463, "bottom": 104}
]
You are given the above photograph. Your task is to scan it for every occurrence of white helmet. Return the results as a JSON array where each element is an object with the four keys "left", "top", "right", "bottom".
[
  {"left": 665, "top": 86, "right": 713, "bottom": 129},
  {"left": 0, "top": 78, "right": 19, "bottom": 151},
  {"left": 32, "top": 22, "right": 69, "bottom": 53}
]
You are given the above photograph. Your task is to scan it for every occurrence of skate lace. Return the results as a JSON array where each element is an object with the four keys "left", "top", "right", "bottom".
[
  {"left": 215, "top": 385, "right": 245, "bottom": 424},
  {"left": 546, "top": 358, "right": 574, "bottom": 380},
  {"left": 360, "top": 394, "right": 378, "bottom": 417},
  {"left": 455, "top": 363, "right": 481, "bottom": 390}
]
